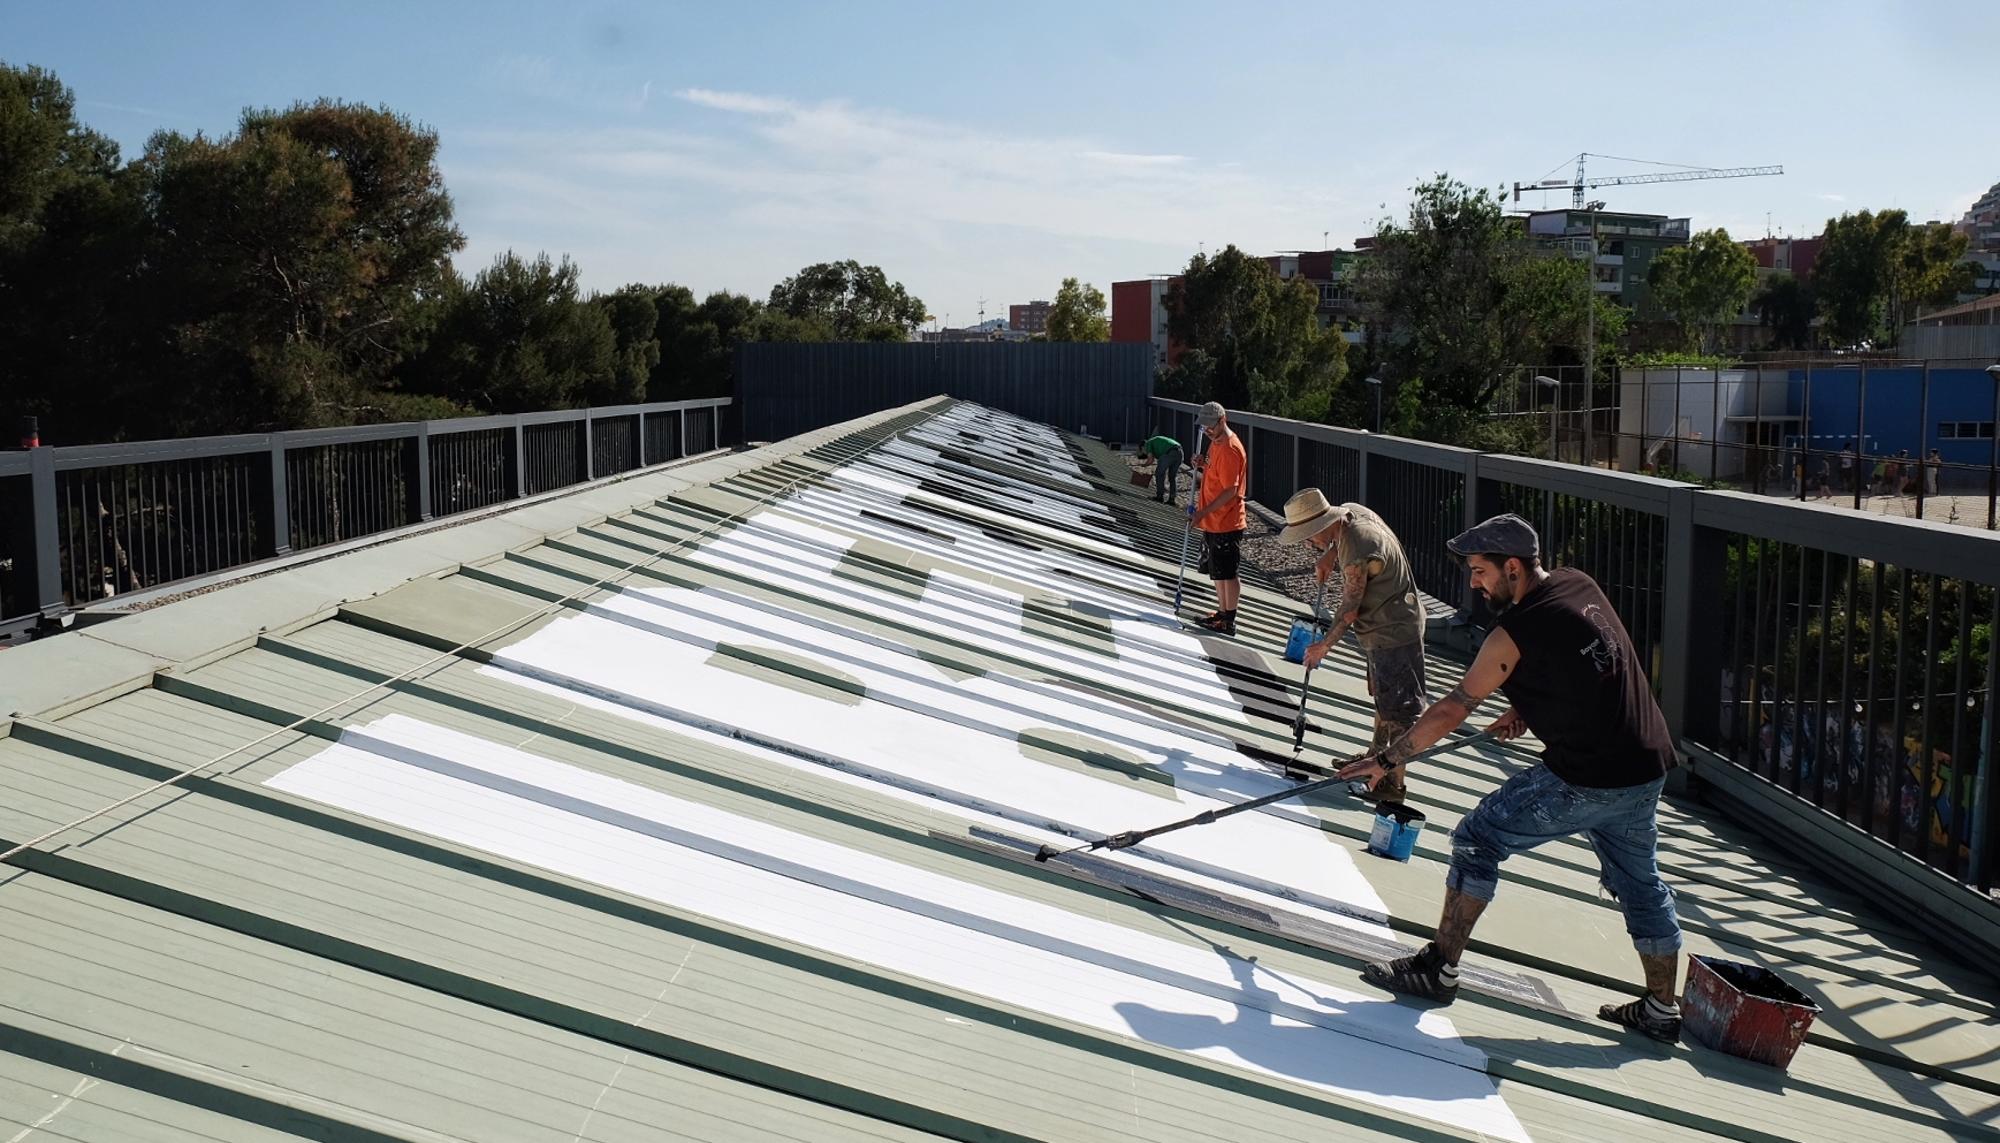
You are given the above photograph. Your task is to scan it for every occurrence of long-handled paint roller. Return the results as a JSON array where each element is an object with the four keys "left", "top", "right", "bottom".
[
  {"left": 1289, "top": 580, "right": 1331, "bottom": 757},
  {"left": 1033, "top": 731, "right": 1495, "bottom": 863},
  {"left": 1169, "top": 431, "right": 1209, "bottom": 613}
]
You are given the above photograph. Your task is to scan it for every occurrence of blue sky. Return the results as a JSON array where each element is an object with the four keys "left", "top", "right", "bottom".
[{"left": 9, "top": 1, "right": 1997, "bottom": 326}]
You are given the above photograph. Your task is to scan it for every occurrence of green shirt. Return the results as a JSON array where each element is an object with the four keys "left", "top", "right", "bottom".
[{"left": 1142, "top": 435, "right": 1183, "bottom": 460}]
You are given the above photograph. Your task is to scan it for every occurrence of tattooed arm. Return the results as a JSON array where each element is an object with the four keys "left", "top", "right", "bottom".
[
  {"left": 1302, "top": 561, "right": 1370, "bottom": 668},
  {"left": 1335, "top": 628, "right": 1521, "bottom": 781}
]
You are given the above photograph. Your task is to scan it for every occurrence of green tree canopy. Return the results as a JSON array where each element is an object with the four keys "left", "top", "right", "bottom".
[
  {"left": 1355, "top": 175, "right": 1622, "bottom": 441},
  {"left": 405, "top": 252, "right": 615, "bottom": 412},
  {"left": 1810, "top": 209, "right": 1968, "bottom": 347},
  {"left": 766, "top": 259, "right": 926, "bottom": 340},
  {"left": 1045, "top": 277, "right": 1109, "bottom": 342},
  {"left": 1886, "top": 220, "right": 1972, "bottom": 339},
  {"left": 1648, "top": 227, "right": 1758, "bottom": 353},
  {"left": 1752, "top": 272, "right": 1815, "bottom": 350},
  {"left": 0, "top": 63, "right": 142, "bottom": 438},
  {"left": 0, "top": 61, "right": 120, "bottom": 243},
  {"left": 591, "top": 285, "right": 662, "bottom": 406},
  {"left": 1164, "top": 245, "right": 1345, "bottom": 421}
]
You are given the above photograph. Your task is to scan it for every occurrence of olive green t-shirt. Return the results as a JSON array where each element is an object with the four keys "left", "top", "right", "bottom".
[{"left": 1336, "top": 502, "right": 1424, "bottom": 651}]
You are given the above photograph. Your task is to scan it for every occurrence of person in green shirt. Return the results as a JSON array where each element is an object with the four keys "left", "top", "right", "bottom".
[{"left": 1141, "top": 434, "right": 1186, "bottom": 504}]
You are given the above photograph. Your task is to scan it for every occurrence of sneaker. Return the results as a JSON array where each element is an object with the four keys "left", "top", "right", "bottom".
[
  {"left": 1361, "top": 942, "right": 1459, "bottom": 1004},
  {"left": 1599, "top": 995, "right": 1681, "bottom": 1044},
  {"left": 1195, "top": 612, "right": 1236, "bottom": 636}
]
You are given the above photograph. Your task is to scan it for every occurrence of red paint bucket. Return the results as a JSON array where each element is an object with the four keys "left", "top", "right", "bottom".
[{"left": 1681, "top": 955, "right": 1821, "bottom": 1070}]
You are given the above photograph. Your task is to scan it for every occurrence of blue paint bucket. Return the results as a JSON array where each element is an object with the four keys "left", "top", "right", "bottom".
[
  {"left": 1283, "top": 615, "right": 1325, "bottom": 664},
  {"left": 1366, "top": 802, "right": 1426, "bottom": 862}
]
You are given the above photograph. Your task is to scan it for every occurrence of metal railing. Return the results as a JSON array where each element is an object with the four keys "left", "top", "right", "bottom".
[
  {"left": 0, "top": 399, "right": 732, "bottom": 642},
  {"left": 1153, "top": 396, "right": 2000, "bottom": 901}
]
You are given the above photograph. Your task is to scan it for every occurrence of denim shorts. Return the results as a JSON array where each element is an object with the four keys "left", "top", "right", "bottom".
[{"left": 1446, "top": 764, "right": 1682, "bottom": 956}]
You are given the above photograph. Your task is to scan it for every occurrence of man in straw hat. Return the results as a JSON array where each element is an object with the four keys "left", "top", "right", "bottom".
[
  {"left": 1188, "top": 401, "right": 1248, "bottom": 636},
  {"left": 1335, "top": 512, "right": 1685, "bottom": 1043},
  {"left": 1276, "top": 490, "right": 1427, "bottom": 804}
]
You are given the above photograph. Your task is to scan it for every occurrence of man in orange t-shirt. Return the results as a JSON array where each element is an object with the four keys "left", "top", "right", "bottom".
[{"left": 1189, "top": 401, "right": 1248, "bottom": 636}]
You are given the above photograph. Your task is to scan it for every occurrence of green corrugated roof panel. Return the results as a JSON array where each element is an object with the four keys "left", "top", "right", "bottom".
[{"left": 2, "top": 399, "right": 1995, "bottom": 1141}]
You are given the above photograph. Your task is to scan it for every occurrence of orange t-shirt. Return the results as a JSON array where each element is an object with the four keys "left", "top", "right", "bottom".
[{"left": 1197, "top": 429, "right": 1248, "bottom": 533}]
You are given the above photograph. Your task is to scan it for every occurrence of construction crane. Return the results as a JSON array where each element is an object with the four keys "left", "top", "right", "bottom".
[{"left": 1514, "top": 153, "right": 1783, "bottom": 209}]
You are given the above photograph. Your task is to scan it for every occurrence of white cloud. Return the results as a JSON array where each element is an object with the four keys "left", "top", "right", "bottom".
[
  {"left": 1815, "top": 192, "right": 1846, "bottom": 203},
  {"left": 448, "top": 87, "right": 1359, "bottom": 314},
  {"left": 677, "top": 87, "right": 801, "bottom": 116}
]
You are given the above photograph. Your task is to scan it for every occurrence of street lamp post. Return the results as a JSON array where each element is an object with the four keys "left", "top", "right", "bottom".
[
  {"left": 1583, "top": 207, "right": 1599, "bottom": 468},
  {"left": 1535, "top": 374, "right": 1562, "bottom": 462},
  {"left": 1364, "top": 376, "right": 1384, "bottom": 433}
]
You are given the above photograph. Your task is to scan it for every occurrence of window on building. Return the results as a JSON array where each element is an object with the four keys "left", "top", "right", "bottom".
[{"left": 1939, "top": 422, "right": 1997, "bottom": 439}]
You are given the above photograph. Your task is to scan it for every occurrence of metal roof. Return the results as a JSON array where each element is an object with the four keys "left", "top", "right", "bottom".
[{"left": 2, "top": 397, "right": 1996, "bottom": 1141}]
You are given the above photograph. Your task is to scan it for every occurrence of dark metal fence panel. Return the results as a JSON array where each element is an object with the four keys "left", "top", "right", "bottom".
[
  {"left": 429, "top": 428, "right": 512, "bottom": 518},
  {"left": 522, "top": 422, "right": 584, "bottom": 496},
  {"left": 591, "top": 415, "right": 641, "bottom": 478},
  {"left": 687, "top": 406, "right": 717, "bottom": 455},
  {"left": 1368, "top": 455, "right": 1467, "bottom": 604},
  {"left": 1, "top": 473, "right": 28, "bottom": 632},
  {"left": 645, "top": 411, "right": 683, "bottom": 462},
  {"left": 286, "top": 439, "right": 413, "bottom": 552},
  {"left": 1707, "top": 530, "right": 1997, "bottom": 887},
  {"left": 1299, "top": 438, "right": 1362, "bottom": 506},
  {"left": 54, "top": 453, "right": 266, "bottom": 604},
  {"left": 1248, "top": 425, "right": 1291, "bottom": 513},
  {"left": 737, "top": 341, "right": 1154, "bottom": 443}
]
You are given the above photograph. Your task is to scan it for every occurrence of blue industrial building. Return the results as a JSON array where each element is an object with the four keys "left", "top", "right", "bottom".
[
  {"left": 1793, "top": 367, "right": 1998, "bottom": 487},
  {"left": 1619, "top": 364, "right": 1998, "bottom": 488}
]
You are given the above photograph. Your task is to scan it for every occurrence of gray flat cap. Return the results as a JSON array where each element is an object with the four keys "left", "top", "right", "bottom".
[
  {"left": 1197, "top": 401, "right": 1226, "bottom": 427},
  {"left": 1447, "top": 513, "right": 1540, "bottom": 561}
]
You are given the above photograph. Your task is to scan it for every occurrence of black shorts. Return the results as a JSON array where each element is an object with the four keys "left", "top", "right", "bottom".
[{"left": 1199, "top": 529, "right": 1244, "bottom": 581}]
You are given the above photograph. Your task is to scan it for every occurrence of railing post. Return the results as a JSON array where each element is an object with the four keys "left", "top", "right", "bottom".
[
  {"left": 1357, "top": 439, "right": 1372, "bottom": 505},
  {"left": 264, "top": 434, "right": 292, "bottom": 557},
  {"left": 408, "top": 423, "right": 433, "bottom": 522},
  {"left": 1290, "top": 432, "right": 1301, "bottom": 502},
  {"left": 679, "top": 409, "right": 689, "bottom": 459},
  {"left": 511, "top": 417, "right": 528, "bottom": 499},
  {"left": 25, "top": 446, "right": 64, "bottom": 620},
  {"left": 1972, "top": 614, "right": 2000, "bottom": 891},
  {"left": 1462, "top": 453, "right": 1489, "bottom": 533},
  {"left": 1658, "top": 486, "right": 1723, "bottom": 749},
  {"left": 1452, "top": 452, "right": 1499, "bottom": 621},
  {"left": 637, "top": 411, "right": 649, "bottom": 467},
  {"left": 581, "top": 410, "right": 595, "bottom": 482},
  {"left": 1244, "top": 425, "right": 1257, "bottom": 506}
]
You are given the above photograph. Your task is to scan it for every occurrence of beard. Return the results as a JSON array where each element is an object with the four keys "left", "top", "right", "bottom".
[{"left": 1482, "top": 583, "right": 1515, "bottom": 614}]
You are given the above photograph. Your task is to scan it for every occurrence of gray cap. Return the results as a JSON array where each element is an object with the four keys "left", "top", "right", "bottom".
[
  {"left": 1197, "top": 401, "right": 1226, "bottom": 427},
  {"left": 1447, "top": 513, "right": 1540, "bottom": 561}
]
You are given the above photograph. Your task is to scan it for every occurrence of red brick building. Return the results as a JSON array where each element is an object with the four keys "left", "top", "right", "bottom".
[{"left": 1008, "top": 300, "right": 1052, "bottom": 334}]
